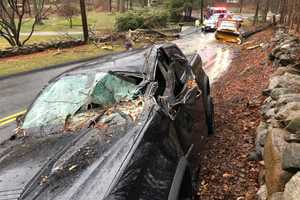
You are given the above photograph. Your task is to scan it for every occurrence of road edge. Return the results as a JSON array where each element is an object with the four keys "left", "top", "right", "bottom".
[{"left": 0, "top": 55, "right": 105, "bottom": 81}]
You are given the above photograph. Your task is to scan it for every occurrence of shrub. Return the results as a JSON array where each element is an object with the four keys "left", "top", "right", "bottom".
[
  {"left": 115, "top": 9, "right": 169, "bottom": 31},
  {"left": 115, "top": 12, "right": 144, "bottom": 31},
  {"left": 143, "top": 10, "right": 169, "bottom": 28},
  {"left": 165, "top": 0, "right": 193, "bottom": 22},
  {"left": 57, "top": 0, "right": 79, "bottom": 28},
  {"left": 165, "top": 0, "right": 184, "bottom": 21}
]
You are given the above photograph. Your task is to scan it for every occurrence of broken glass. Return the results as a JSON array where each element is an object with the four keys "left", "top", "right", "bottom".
[
  {"left": 22, "top": 75, "right": 90, "bottom": 129},
  {"left": 91, "top": 73, "right": 137, "bottom": 106},
  {"left": 22, "top": 72, "right": 140, "bottom": 129}
]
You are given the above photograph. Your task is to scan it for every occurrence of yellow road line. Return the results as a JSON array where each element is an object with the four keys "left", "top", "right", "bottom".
[
  {"left": 0, "top": 117, "right": 17, "bottom": 126},
  {"left": 0, "top": 110, "right": 26, "bottom": 127}
]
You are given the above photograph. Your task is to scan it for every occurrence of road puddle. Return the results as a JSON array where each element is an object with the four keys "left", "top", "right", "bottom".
[{"left": 174, "top": 30, "right": 233, "bottom": 84}]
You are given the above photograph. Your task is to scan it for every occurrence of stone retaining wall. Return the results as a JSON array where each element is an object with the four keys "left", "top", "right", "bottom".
[
  {"left": 0, "top": 34, "right": 124, "bottom": 59},
  {"left": 255, "top": 27, "right": 300, "bottom": 200}
]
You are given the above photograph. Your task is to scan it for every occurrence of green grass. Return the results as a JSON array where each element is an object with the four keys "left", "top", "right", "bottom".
[
  {"left": 0, "top": 43, "right": 125, "bottom": 77},
  {"left": 0, "top": 12, "right": 116, "bottom": 49},
  {"left": 0, "top": 12, "right": 121, "bottom": 77},
  {"left": 21, "top": 12, "right": 116, "bottom": 33}
]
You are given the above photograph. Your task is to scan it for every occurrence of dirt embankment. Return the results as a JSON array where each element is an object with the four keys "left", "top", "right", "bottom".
[{"left": 197, "top": 28, "right": 275, "bottom": 200}]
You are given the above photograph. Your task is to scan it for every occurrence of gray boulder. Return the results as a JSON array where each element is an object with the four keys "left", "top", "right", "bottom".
[
  {"left": 264, "top": 128, "right": 293, "bottom": 195},
  {"left": 264, "top": 108, "right": 277, "bottom": 120},
  {"left": 286, "top": 116, "right": 300, "bottom": 134},
  {"left": 284, "top": 133, "right": 300, "bottom": 143},
  {"left": 268, "top": 76, "right": 284, "bottom": 90},
  {"left": 257, "top": 184, "right": 267, "bottom": 200},
  {"left": 275, "top": 102, "right": 300, "bottom": 121},
  {"left": 282, "top": 143, "right": 300, "bottom": 171},
  {"left": 280, "top": 112, "right": 300, "bottom": 129},
  {"left": 261, "top": 98, "right": 276, "bottom": 117},
  {"left": 278, "top": 54, "right": 294, "bottom": 66},
  {"left": 255, "top": 122, "right": 269, "bottom": 159},
  {"left": 282, "top": 172, "right": 300, "bottom": 200},
  {"left": 270, "top": 192, "right": 283, "bottom": 200},
  {"left": 270, "top": 88, "right": 297, "bottom": 100},
  {"left": 277, "top": 94, "right": 300, "bottom": 107},
  {"left": 284, "top": 72, "right": 300, "bottom": 87},
  {"left": 267, "top": 118, "right": 281, "bottom": 128}
]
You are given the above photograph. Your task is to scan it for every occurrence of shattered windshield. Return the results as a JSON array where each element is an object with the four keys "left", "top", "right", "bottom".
[{"left": 22, "top": 72, "right": 138, "bottom": 129}]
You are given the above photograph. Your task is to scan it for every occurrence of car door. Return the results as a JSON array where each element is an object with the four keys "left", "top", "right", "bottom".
[{"left": 159, "top": 47, "right": 208, "bottom": 170}]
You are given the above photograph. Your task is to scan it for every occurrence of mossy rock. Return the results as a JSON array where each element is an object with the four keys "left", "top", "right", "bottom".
[{"left": 286, "top": 116, "right": 300, "bottom": 134}]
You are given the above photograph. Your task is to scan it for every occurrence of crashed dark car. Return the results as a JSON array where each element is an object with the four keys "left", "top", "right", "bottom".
[{"left": 0, "top": 44, "right": 214, "bottom": 200}]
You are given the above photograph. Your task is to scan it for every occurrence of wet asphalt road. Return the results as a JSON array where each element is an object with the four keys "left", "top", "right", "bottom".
[
  {"left": 0, "top": 30, "right": 232, "bottom": 143},
  {"left": 0, "top": 62, "right": 93, "bottom": 142}
]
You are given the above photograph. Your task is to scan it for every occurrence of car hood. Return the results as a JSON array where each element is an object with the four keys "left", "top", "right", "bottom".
[{"left": 0, "top": 102, "right": 156, "bottom": 200}]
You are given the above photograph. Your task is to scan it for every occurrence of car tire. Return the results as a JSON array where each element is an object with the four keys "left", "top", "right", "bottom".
[
  {"left": 178, "top": 168, "right": 193, "bottom": 200},
  {"left": 203, "top": 76, "right": 210, "bottom": 97},
  {"left": 206, "top": 96, "right": 215, "bottom": 135}
]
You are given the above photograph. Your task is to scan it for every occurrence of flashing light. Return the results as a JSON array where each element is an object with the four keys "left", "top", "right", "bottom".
[{"left": 211, "top": 7, "right": 227, "bottom": 11}]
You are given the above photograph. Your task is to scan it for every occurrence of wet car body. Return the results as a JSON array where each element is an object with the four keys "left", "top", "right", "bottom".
[
  {"left": 0, "top": 44, "right": 213, "bottom": 200},
  {"left": 202, "top": 17, "right": 217, "bottom": 32}
]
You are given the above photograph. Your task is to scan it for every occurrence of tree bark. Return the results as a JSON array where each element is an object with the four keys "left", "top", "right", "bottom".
[
  {"left": 240, "top": 0, "right": 243, "bottom": 13},
  {"left": 296, "top": 16, "right": 300, "bottom": 32},
  {"left": 108, "top": 0, "right": 112, "bottom": 12},
  {"left": 0, "top": 0, "right": 40, "bottom": 47},
  {"left": 200, "top": 0, "right": 204, "bottom": 23},
  {"left": 120, "top": 0, "right": 125, "bottom": 12},
  {"left": 117, "top": 0, "right": 120, "bottom": 11},
  {"left": 253, "top": 0, "right": 260, "bottom": 25},
  {"left": 33, "top": 0, "right": 43, "bottom": 25},
  {"left": 80, "top": 0, "right": 89, "bottom": 43},
  {"left": 262, "top": 0, "right": 270, "bottom": 22}
]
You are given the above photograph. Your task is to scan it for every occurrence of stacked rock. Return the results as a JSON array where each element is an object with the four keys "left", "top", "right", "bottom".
[
  {"left": 0, "top": 39, "right": 84, "bottom": 58},
  {"left": 255, "top": 27, "right": 300, "bottom": 200}
]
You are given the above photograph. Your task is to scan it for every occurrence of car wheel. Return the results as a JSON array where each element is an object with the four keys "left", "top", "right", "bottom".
[
  {"left": 178, "top": 168, "right": 193, "bottom": 200},
  {"left": 202, "top": 75, "right": 210, "bottom": 98},
  {"left": 207, "top": 96, "right": 215, "bottom": 135}
]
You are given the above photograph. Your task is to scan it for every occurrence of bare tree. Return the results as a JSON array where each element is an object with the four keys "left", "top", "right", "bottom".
[
  {"left": 108, "top": 0, "right": 112, "bottom": 12},
  {"left": 253, "top": 0, "right": 260, "bottom": 25},
  {"left": 239, "top": 0, "right": 243, "bottom": 13},
  {"left": 200, "top": 0, "right": 204, "bottom": 23},
  {"left": 0, "top": 0, "right": 44, "bottom": 47},
  {"left": 262, "top": 0, "right": 270, "bottom": 22},
  {"left": 80, "top": 0, "right": 89, "bottom": 43},
  {"left": 120, "top": 0, "right": 126, "bottom": 12},
  {"left": 57, "top": 0, "right": 79, "bottom": 28},
  {"left": 33, "top": 0, "right": 45, "bottom": 24},
  {"left": 276, "top": 0, "right": 300, "bottom": 32}
]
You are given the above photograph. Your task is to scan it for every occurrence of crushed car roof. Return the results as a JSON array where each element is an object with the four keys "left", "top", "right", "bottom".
[
  {"left": 56, "top": 44, "right": 172, "bottom": 79},
  {"left": 65, "top": 47, "right": 151, "bottom": 76}
]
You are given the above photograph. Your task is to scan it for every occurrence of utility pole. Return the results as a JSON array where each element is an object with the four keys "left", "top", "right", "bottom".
[
  {"left": 80, "top": 0, "right": 89, "bottom": 43},
  {"left": 201, "top": 0, "right": 204, "bottom": 23}
]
